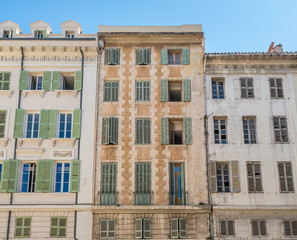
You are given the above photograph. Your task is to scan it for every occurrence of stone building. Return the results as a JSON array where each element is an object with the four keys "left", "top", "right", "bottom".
[
  {"left": 93, "top": 25, "right": 210, "bottom": 239},
  {"left": 0, "top": 20, "right": 97, "bottom": 239}
]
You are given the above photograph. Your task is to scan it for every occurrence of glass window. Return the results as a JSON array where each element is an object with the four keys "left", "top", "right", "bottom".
[
  {"left": 59, "top": 113, "right": 72, "bottom": 138},
  {"left": 270, "top": 78, "right": 283, "bottom": 98},
  {"left": 216, "top": 163, "right": 230, "bottom": 192},
  {"left": 240, "top": 78, "right": 254, "bottom": 98},
  {"left": 243, "top": 117, "right": 257, "bottom": 144},
  {"left": 25, "top": 113, "right": 39, "bottom": 138},
  {"left": 21, "top": 163, "right": 36, "bottom": 193},
  {"left": 30, "top": 76, "right": 43, "bottom": 90},
  {"left": 212, "top": 79, "right": 224, "bottom": 99},
  {"left": 247, "top": 162, "right": 263, "bottom": 193},
  {"left": 55, "top": 163, "right": 70, "bottom": 193},
  {"left": 214, "top": 118, "right": 227, "bottom": 144}
]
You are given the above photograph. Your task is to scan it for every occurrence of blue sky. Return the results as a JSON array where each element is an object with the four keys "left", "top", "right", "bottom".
[{"left": 1, "top": 0, "right": 296, "bottom": 53}]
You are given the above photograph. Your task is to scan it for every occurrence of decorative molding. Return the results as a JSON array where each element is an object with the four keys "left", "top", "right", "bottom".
[
  {"left": 0, "top": 138, "right": 9, "bottom": 147},
  {"left": 18, "top": 138, "right": 43, "bottom": 147},
  {"left": 52, "top": 149, "right": 74, "bottom": 160},
  {"left": 16, "top": 148, "right": 44, "bottom": 159},
  {"left": 0, "top": 149, "right": 7, "bottom": 160},
  {"left": 51, "top": 138, "right": 76, "bottom": 147}
]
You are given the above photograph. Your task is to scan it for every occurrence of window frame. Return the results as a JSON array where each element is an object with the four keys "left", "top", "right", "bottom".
[
  {"left": 0, "top": 72, "right": 11, "bottom": 90},
  {"left": 24, "top": 112, "right": 40, "bottom": 139},
  {"left": 50, "top": 217, "right": 67, "bottom": 238},
  {"left": 54, "top": 162, "right": 71, "bottom": 193},
  {"left": 168, "top": 50, "right": 181, "bottom": 65},
  {"left": 219, "top": 219, "right": 235, "bottom": 237},
  {"left": 240, "top": 77, "right": 254, "bottom": 99},
  {"left": 100, "top": 219, "right": 116, "bottom": 239},
  {"left": 58, "top": 112, "right": 73, "bottom": 139},
  {"left": 283, "top": 219, "right": 297, "bottom": 237},
  {"left": 246, "top": 162, "right": 263, "bottom": 193},
  {"left": 278, "top": 162, "right": 294, "bottom": 193},
  {"left": 15, "top": 217, "right": 31, "bottom": 238},
  {"left": 242, "top": 117, "right": 257, "bottom": 144},
  {"left": 135, "top": 119, "right": 151, "bottom": 145},
  {"left": 269, "top": 78, "right": 284, "bottom": 98},
  {"left": 251, "top": 219, "right": 267, "bottom": 237},
  {"left": 135, "top": 81, "right": 150, "bottom": 102},
  {"left": 0, "top": 110, "right": 7, "bottom": 138},
  {"left": 29, "top": 75, "right": 43, "bottom": 90},
  {"left": 216, "top": 162, "right": 231, "bottom": 193},
  {"left": 213, "top": 117, "right": 228, "bottom": 144},
  {"left": 212, "top": 78, "right": 225, "bottom": 99},
  {"left": 21, "top": 162, "right": 37, "bottom": 193}
]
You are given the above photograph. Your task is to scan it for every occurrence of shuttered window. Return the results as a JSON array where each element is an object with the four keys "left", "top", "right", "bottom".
[
  {"left": 0, "top": 110, "right": 7, "bottom": 138},
  {"left": 243, "top": 117, "right": 257, "bottom": 144},
  {"left": 283, "top": 220, "right": 297, "bottom": 237},
  {"left": 136, "top": 81, "right": 150, "bottom": 101},
  {"left": 278, "top": 162, "right": 294, "bottom": 192},
  {"left": 19, "top": 71, "right": 28, "bottom": 90},
  {"left": 104, "top": 81, "right": 119, "bottom": 102},
  {"left": 251, "top": 220, "right": 267, "bottom": 237},
  {"left": 15, "top": 217, "right": 31, "bottom": 238},
  {"left": 135, "top": 163, "right": 151, "bottom": 205},
  {"left": 100, "top": 219, "right": 116, "bottom": 239},
  {"left": 161, "top": 49, "right": 189, "bottom": 65},
  {"left": 273, "top": 116, "right": 288, "bottom": 143},
  {"left": 216, "top": 163, "right": 230, "bottom": 192},
  {"left": 169, "top": 163, "right": 185, "bottom": 205},
  {"left": 42, "top": 71, "right": 51, "bottom": 91},
  {"left": 135, "top": 218, "right": 151, "bottom": 239},
  {"left": 74, "top": 71, "right": 82, "bottom": 91},
  {"left": 72, "top": 109, "right": 81, "bottom": 138},
  {"left": 270, "top": 78, "right": 283, "bottom": 98},
  {"left": 0, "top": 72, "right": 10, "bottom": 90},
  {"left": 183, "top": 79, "right": 191, "bottom": 102},
  {"left": 240, "top": 78, "right": 254, "bottom": 98},
  {"left": 35, "top": 160, "right": 53, "bottom": 193},
  {"left": 136, "top": 48, "right": 151, "bottom": 65},
  {"left": 39, "top": 109, "right": 57, "bottom": 139},
  {"left": 102, "top": 117, "right": 118, "bottom": 145},
  {"left": 136, "top": 119, "right": 151, "bottom": 145},
  {"left": 0, "top": 159, "right": 19, "bottom": 193},
  {"left": 220, "top": 219, "right": 235, "bottom": 237},
  {"left": 247, "top": 162, "right": 263, "bottom": 193},
  {"left": 50, "top": 217, "right": 67, "bottom": 238},
  {"left": 170, "top": 218, "right": 187, "bottom": 239},
  {"left": 101, "top": 163, "right": 117, "bottom": 205},
  {"left": 214, "top": 118, "right": 227, "bottom": 144},
  {"left": 212, "top": 79, "right": 224, "bottom": 99},
  {"left": 105, "top": 48, "right": 120, "bottom": 65},
  {"left": 14, "top": 109, "right": 24, "bottom": 138}
]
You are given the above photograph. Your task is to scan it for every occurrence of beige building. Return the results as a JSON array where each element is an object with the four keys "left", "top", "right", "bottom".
[{"left": 93, "top": 25, "right": 210, "bottom": 239}]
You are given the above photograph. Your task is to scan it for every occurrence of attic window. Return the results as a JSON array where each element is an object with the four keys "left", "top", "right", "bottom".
[
  {"left": 3, "top": 30, "right": 12, "bottom": 38},
  {"left": 66, "top": 31, "right": 74, "bottom": 38},
  {"left": 34, "top": 30, "right": 47, "bottom": 39}
]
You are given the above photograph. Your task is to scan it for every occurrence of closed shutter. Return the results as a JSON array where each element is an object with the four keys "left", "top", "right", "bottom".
[
  {"left": 108, "top": 219, "right": 116, "bottom": 239},
  {"left": 170, "top": 218, "right": 179, "bottom": 239},
  {"left": 278, "top": 162, "right": 286, "bottom": 191},
  {"left": 252, "top": 220, "right": 259, "bottom": 236},
  {"left": 74, "top": 71, "right": 82, "bottom": 90},
  {"left": 254, "top": 163, "right": 262, "bottom": 192},
  {"left": 169, "top": 163, "right": 175, "bottom": 205},
  {"left": 160, "top": 49, "right": 168, "bottom": 64},
  {"left": 285, "top": 163, "right": 294, "bottom": 192},
  {"left": 59, "top": 217, "right": 67, "bottom": 237},
  {"left": 179, "top": 218, "right": 187, "bottom": 239},
  {"left": 70, "top": 159, "right": 80, "bottom": 192},
  {"left": 183, "top": 79, "right": 191, "bottom": 102},
  {"left": 292, "top": 221, "right": 297, "bottom": 236},
  {"left": 102, "top": 117, "right": 110, "bottom": 145},
  {"left": 100, "top": 219, "right": 108, "bottom": 239},
  {"left": 184, "top": 118, "right": 192, "bottom": 144},
  {"left": 110, "top": 117, "right": 118, "bottom": 144},
  {"left": 228, "top": 220, "right": 234, "bottom": 236},
  {"left": 210, "top": 161, "right": 217, "bottom": 192},
  {"left": 143, "top": 218, "right": 151, "bottom": 239},
  {"left": 161, "top": 79, "right": 168, "bottom": 102},
  {"left": 260, "top": 220, "right": 266, "bottom": 236},
  {"left": 161, "top": 117, "right": 169, "bottom": 144},
  {"left": 135, "top": 218, "right": 142, "bottom": 239},
  {"left": 135, "top": 163, "right": 151, "bottom": 205},
  {"left": 182, "top": 49, "right": 190, "bottom": 65},
  {"left": 14, "top": 109, "right": 24, "bottom": 138},
  {"left": 112, "top": 48, "right": 120, "bottom": 65},
  {"left": 19, "top": 71, "right": 28, "bottom": 90},
  {"left": 136, "top": 48, "right": 151, "bottom": 65},
  {"left": 101, "top": 163, "right": 117, "bottom": 205},
  {"left": 220, "top": 220, "right": 227, "bottom": 236},
  {"left": 144, "top": 49, "right": 151, "bottom": 65},
  {"left": 72, "top": 109, "right": 81, "bottom": 138},
  {"left": 104, "top": 81, "right": 111, "bottom": 102},
  {"left": 180, "top": 163, "right": 186, "bottom": 205},
  {"left": 48, "top": 110, "right": 57, "bottom": 138},
  {"left": 231, "top": 161, "right": 240, "bottom": 192},
  {"left": 39, "top": 110, "right": 49, "bottom": 139},
  {"left": 52, "top": 71, "right": 61, "bottom": 91},
  {"left": 136, "top": 119, "right": 151, "bottom": 144},
  {"left": 284, "top": 220, "right": 291, "bottom": 236},
  {"left": 42, "top": 71, "right": 51, "bottom": 91},
  {"left": 0, "top": 110, "right": 6, "bottom": 138},
  {"left": 112, "top": 82, "right": 119, "bottom": 101},
  {"left": 136, "top": 49, "right": 140, "bottom": 65},
  {"left": 35, "top": 160, "right": 53, "bottom": 192}
]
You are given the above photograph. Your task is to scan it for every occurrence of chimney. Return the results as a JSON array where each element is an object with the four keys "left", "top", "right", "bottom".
[
  {"left": 268, "top": 42, "right": 274, "bottom": 53},
  {"left": 268, "top": 42, "right": 283, "bottom": 53}
]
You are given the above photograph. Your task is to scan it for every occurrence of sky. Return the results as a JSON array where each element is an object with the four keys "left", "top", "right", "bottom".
[{"left": 1, "top": 0, "right": 297, "bottom": 53}]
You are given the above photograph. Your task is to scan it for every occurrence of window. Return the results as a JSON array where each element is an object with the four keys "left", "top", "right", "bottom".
[
  {"left": 169, "top": 120, "right": 183, "bottom": 144},
  {"left": 270, "top": 78, "right": 283, "bottom": 98},
  {"left": 220, "top": 219, "right": 235, "bottom": 237},
  {"left": 135, "top": 163, "right": 151, "bottom": 205},
  {"left": 240, "top": 78, "right": 254, "bottom": 98},
  {"left": 169, "top": 163, "right": 185, "bottom": 205},
  {"left": 51, "top": 71, "right": 82, "bottom": 91},
  {"left": 102, "top": 117, "right": 118, "bottom": 145},
  {"left": 15, "top": 217, "right": 31, "bottom": 238},
  {"left": 135, "top": 218, "right": 151, "bottom": 239},
  {"left": 278, "top": 162, "right": 294, "bottom": 192},
  {"left": 25, "top": 113, "right": 40, "bottom": 138},
  {"left": 0, "top": 110, "right": 7, "bottom": 138},
  {"left": 160, "top": 79, "right": 191, "bottom": 102},
  {"left": 105, "top": 48, "right": 120, "bottom": 65},
  {"left": 170, "top": 218, "right": 187, "bottom": 239},
  {"left": 216, "top": 163, "right": 230, "bottom": 192},
  {"left": 242, "top": 117, "right": 257, "bottom": 144},
  {"left": 3, "top": 30, "right": 13, "bottom": 38},
  {"left": 104, "top": 81, "right": 119, "bottom": 102},
  {"left": 101, "top": 163, "right": 117, "bottom": 205},
  {"left": 65, "top": 31, "right": 74, "bottom": 38},
  {"left": 212, "top": 79, "right": 224, "bottom": 99},
  {"left": 30, "top": 75, "right": 43, "bottom": 90},
  {"left": 100, "top": 219, "right": 116, "bottom": 239},
  {"left": 251, "top": 220, "right": 267, "bottom": 237},
  {"left": 62, "top": 75, "right": 75, "bottom": 90},
  {"left": 21, "top": 163, "right": 36, "bottom": 192},
  {"left": 59, "top": 113, "right": 72, "bottom": 138},
  {"left": 213, "top": 118, "right": 227, "bottom": 144},
  {"left": 168, "top": 51, "right": 181, "bottom": 65},
  {"left": 161, "top": 48, "right": 190, "bottom": 65},
  {"left": 283, "top": 220, "right": 297, "bottom": 237},
  {"left": 55, "top": 163, "right": 70, "bottom": 193},
  {"left": 136, "top": 81, "right": 150, "bottom": 101},
  {"left": 136, "top": 48, "right": 151, "bottom": 65},
  {"left": 50, "top": 217, "right": 67, "bottom": 238},
  {"left": 273, "top": 116, "right": 288, "bottom": 143},
  {"left": 247, "top": 162, "right": 263, "bottom": 193},
  {"left": 0, "top": 72, "right": 10, "bottom": 90},
  {"left": 136, "top": 119, "right": 151, "bottom": 145},
  {"left": 34, "top": 30, "right": 47, "bottom": 38}
]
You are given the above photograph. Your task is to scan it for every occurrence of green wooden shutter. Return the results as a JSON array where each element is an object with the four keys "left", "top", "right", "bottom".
[
  {"left": 161, "top": 117, "right": 169, "bottom": 144},
  {"left": 210, "top": 161, "right": 217, "bottom": 192},
  {"left": 104, "top": 81, "right": 111, "bottom": 102},
  {"left": 161, "top": 79, "right": 168, "bottom": 102},
  {"left": 135, "top": 163, "right": 151, "bottom": 205},
  {"left": 182, "top": 48, "right": 190, "bottom": 65},
  {"left": 184, "top": 118, "right": 192, "bottom": 144},
  {"left": 183, "top": 79, "right": 191, "bottom": 102},
  {"left": 74, "top": 71, "right": 82, "bottom": 90},
  {"left": 181, "top": 163, "right": 186, "bottom": 205},
  {"left": 170, "top": 218, "right": 179, "bottom": 239},
  {"left": 58, "top": 217, "right": 67, "bottom": 237},
  {"left": 113, "top": 82, "right": 119, "bottom": 101},
  {"left": 19, "top": 71, "right": 28, "bottom": 90},
  {"left": 48, "top": 110, "right": 57, "bottom": 138},
  {"left": 231, "top": 161, "right": 240, "bottom": 192},
  {"left": 110, "top": 117, "right": 118, "bottom": 144},
  {"left": 100, "top": 219, "right": 108, "bottom": 238},
  {"left": 35, "top": 160, "right": 53, "bottom": 193},
  {"left": 34, "top": 30, "right": 38, "bottom": 38},
  {"left": 70, "top": 159, "right": 80, "bottom": 192},
  {"left": 135, "top": 218, "right": 143, "bottom": 239},
  {"left": 113, "top": 48, "right": 120, "bottom": 65},
  {"left": 42, "top": 71, "right": 51, "bottom": 91},
  {"left": 0, "top": 160, "right": 10, "bottom": 192},
  {"left": 7, "top": 160, "right": 19, "bottom": 193},
  {"left": 39, "top": 110, "right": 49, "bottom": 139},
  {"left": 35, "top": 160, "right": 44, "bottom": 192},
  {"left": 135, "top": 49, "right": 140, "bottom": 65},
  {"left": 101, "top": 163, "right": 117, "bottom": 205},
  {"left": 160, "top": 49, "right": 168, "bottom": 64},
  {"left": 179, "top": 218, "right": 187, "bottom": 238},
  {"left": 72, "top": 109, "right": 81, "bottom": 138},
  {"left": 102, "top": 117, "right": 110, "bottom": 145},
  {"left": 143, "top": 219, "right": 151, "bottom": 239},
  {"left": 9, "top": 29, "right": 13, "bottom": 38},
  {"left": 105, "top": 49, "right": 111, "bottom": 65},
  {"left": 108, "top": 219, "right": 116, "bottom": 239},
  {"left": 52, "top": 71, "right": 61, "bottom": 91},
  {"left": 14, "top": 109, "right": 24, "bottom": 138},
  {"left": 169, "top": 163, "right": 175, "bottom": 205},
  {"left": 43, "top": 29, "right": 47, "bottom": 38}
]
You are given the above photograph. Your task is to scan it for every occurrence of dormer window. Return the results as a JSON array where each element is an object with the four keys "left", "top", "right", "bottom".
[
  {"left": 3, "top": 30, "right": 12, "bottom": 38},
  {"left": 66, "top": 31, "right": 75, "bottom": 38},
  {"left": 34, "top": 30, "right": 47, "bottom": 39}
]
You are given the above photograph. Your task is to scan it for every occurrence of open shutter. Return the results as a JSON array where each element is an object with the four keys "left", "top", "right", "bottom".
[
  {"left": 160, "top": 49, "right": 168, "bottom": 64},
  {"left": 210, "top": 161, "right": 217, "bottom": 192},
  {"left": 182, "top": 48, "right": 190, "bottom": 65},
  {"left": 170, "top": 218, "right": 179, "bottom": 239},
  {"left": 72, "top": 109, "right": 81, "bottom": 138},
  {"left": 135, "top": 218, "right": 143, "bottom": 239},
  {"left": 39, "top": 110, "right": 49, "bottom": 139},
  {"left": 110, "top": 117, "right": 118, "bottom": 144},
  {"left": 231, "top": 161, "right": 240, "bottom": 192},
  {"left": 9, "top": 29, "right": 13, "bottom": 38},
  {"left": 102, "top": 117, "right": 110, "bottom": 145},
  {"left": 19, "top": 71, "right": 28, "bottom": 90},
  {"left": 74, "top": 71, "right": 82, "bottom": 90},
  {"left": 160, "top": 79, "right": 168, "bottom": 102},
  {"left": 0, "top": 160, "right": 10, "bottom": 192},
  {"left": 179, "top": 218, "right": 187, "bottom": 238},
  {"left": 7, "top": 159, "right": 19, "bottom": 192},
  {"left": 161, "top": 117, "right": 169, "bottom": 144},
  {"left": 228, "top": 220, "right": 235, "bottom": 236},
  {"left": 42, "top": 71, "right": 51, "bottom": 91},
  {"left": 135, "top": 49, "right": 140, "bottom": 65},
  {"left": 105, "top": 49, "right": 111, "bottom": 65},
  {"left": 181, "top": 163, "right": 186, "bottom": 205},
  {"left": 143, "top": 219, "right": 151, "bottom": 239},
  {"left": 35, "top": 160, "right": 44, "bottom": 193},
  {"left": 70, "top": 159, "right": 80, "bottom": 192},
  {"left": 114, "top": 49, "right": 120, "bottom": 65},
  {"left": 42, "top": 160, "right": 53, "bottom": 192},
  {"left": 48, "top": 110, "right": 57, "bottom": 138},
  {"left": 286, "top": 163, "right": 294, "bottom": 192},
  {"left": 14, "top": 109, "right": 24, "bottom": 138},
  {"left": 254, "top": 163, "right": 262, "bottom": 192},
  {"left": 34, "top": 30, "right": 38, "bottom": 38},
  {"left": 184, "top": 117, "right": 192, "bottom": 144},
  {"left": 169, "top": 163, "right": 175, "bottom": 205},
  {"left": 43, "top": 29, "right": 47, "bottom": 38},
  {"left": 183, "top": 79, "right": 191, "bottom": 102},
  {"left": 52, "top": 71, "right": 60, "bottom": 91}
]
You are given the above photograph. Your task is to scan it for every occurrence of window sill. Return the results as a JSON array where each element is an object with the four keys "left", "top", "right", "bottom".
[
  {"left": 22, "top": 90, "right": 45, "bottom": 98},
  {"left": 55, "top": 90, "right": 79, "bottom": 98},
  {"left": 0, "top": 90, "right": 13, "bottom": 97},
  {"left": 52, "top": 138, "right": 76, "bottom": 147},
  {"left": 0, "top": 138, "right": 9, "bottom": 147},
  {"left": 18, "top": 138, "right": 43, "bottom": 147}
]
